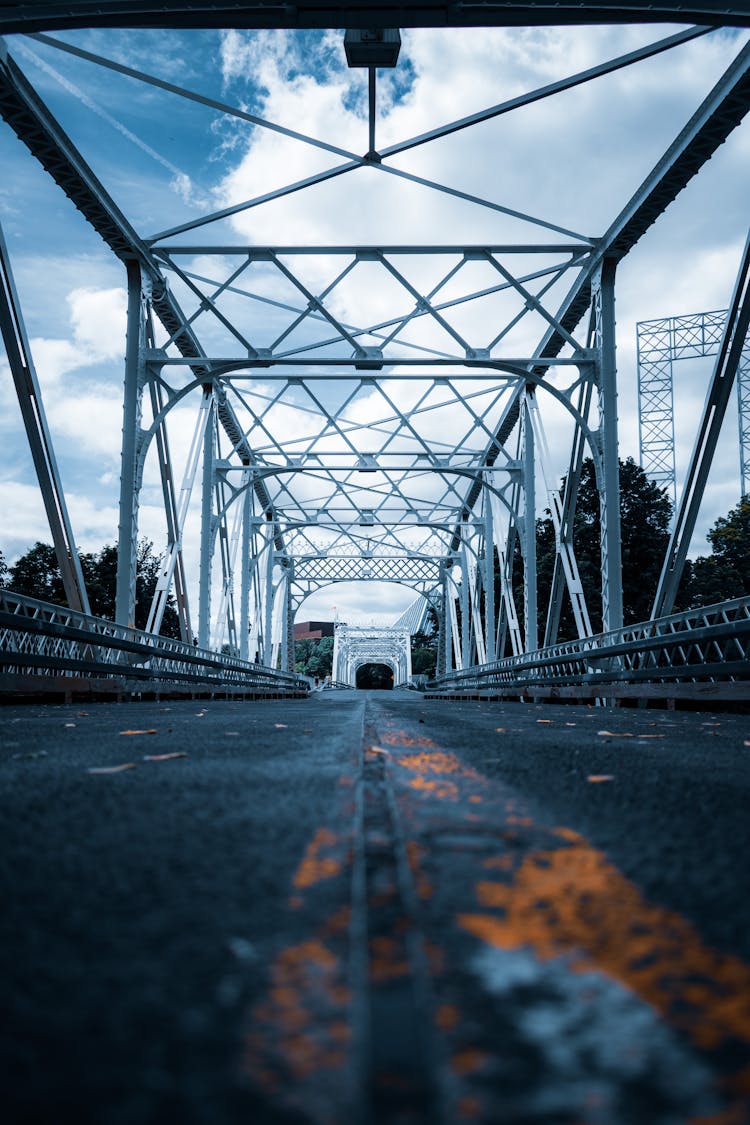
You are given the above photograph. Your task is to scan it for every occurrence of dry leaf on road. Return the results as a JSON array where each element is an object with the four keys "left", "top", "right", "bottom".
[{"left": 87, "top": 763, "right": 136, "bottom": 774}]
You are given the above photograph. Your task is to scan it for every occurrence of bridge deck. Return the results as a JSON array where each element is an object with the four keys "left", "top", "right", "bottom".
[{"left": 2, "top": 691, "right": 749, "bottom": 1122}]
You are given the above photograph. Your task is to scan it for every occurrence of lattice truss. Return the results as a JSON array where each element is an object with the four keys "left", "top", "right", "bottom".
[
  {"left": 637, "top": 310, "right": 750, "bottom": 504},
  {"left": 332, "top": 625, "right": 412, "bottom": 687},
  {"left": 1, "top": 20, "right": 749, "bottom": 674}
]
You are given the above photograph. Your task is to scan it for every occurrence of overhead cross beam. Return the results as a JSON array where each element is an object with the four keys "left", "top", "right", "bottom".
[{"left": 1, "top": 2, "right": 749, "bottom": 34}]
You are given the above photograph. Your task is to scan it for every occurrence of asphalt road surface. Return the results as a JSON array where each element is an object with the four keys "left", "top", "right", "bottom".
[{"left": 2, "top": 690, "right": 749, "bottom": 1124}]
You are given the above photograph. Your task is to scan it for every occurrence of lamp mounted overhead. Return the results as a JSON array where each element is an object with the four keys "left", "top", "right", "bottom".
[{"left": 344, "top": 29, "right": 401, "bottom": 69}]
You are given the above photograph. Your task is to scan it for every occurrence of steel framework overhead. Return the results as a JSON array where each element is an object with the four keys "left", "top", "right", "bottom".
[
  {"left": 0, "top": 4, "right": 748, "bottom": 693},
  {"left": 637, "top": 309, "right": 750, "bottom": 505},
  {"left": 1, "top": 2, "right": 750, "bottom": 33}
]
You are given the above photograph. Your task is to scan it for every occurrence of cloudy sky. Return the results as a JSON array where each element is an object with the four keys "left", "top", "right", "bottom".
[{"left": 0, "top": 20, "right": 748, "bottom": 630}]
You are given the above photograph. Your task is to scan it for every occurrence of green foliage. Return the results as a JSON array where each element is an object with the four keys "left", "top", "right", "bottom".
[
  {"left": 513, "top": 457, "right": 673, "bottom": 641},
  {"left": 684, "top": 495, "right": 750, "bottom": 607},
  {"left": 295, "top": 635, "right": 333, "bottom": 678},
  {"left": 8, "top": 542, "right": 67, "bottom": 604},
  {"left": 0, "top": 549, "right": 8, "bottom": 584},
  {"left": 410, "top": 627, "right": 437, "bottom": 677},
  {"left": 6, "top": 540, "right": 180, "bottom": 637}
]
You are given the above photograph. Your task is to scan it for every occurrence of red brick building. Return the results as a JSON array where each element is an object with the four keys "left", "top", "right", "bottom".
[{"left": 294, "top": 620, "right": 335, "bottom": 641}]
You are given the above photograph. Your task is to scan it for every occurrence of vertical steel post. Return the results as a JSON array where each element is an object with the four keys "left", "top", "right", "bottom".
[
  {"left": 483, "top": 488, "right": 496, "bottom": 663},
  {"left": 435, "top": 578, "right": 446, "bottom": 676},
  {"left": 282, "top": 569, "right": 295, "bottom": 673},
  {"left": 522, "top": 396, "right": 538, "bottom": 652},
  {"left": 240, "top": 484, "right": 251, "bottom": 660},
  {"left": 459, "top": 532, "right": 470, "bottom": 668},
  {"left": 443, "top": 575, "right": 453, "bottom": 673},
  {"left": 739, "top": 336, "right": 750, "bottom": 497},
  {"left": 593, "top": 258, "right": 624, "bottom": 633},
  {"left": 263, "top": 525, "right": 274, "bottom": 667},
  {"left": 286, "top": 569, "right": 296, "bottom": 673},
  {"left": 116, "top": 259, "right": 144, "bottom": 627},
  {"left": 198, "top": 397, "right": 215, "bottom": 649}
]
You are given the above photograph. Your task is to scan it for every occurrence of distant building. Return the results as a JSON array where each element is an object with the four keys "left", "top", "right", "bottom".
[{"left": 294, "top": 620, "right": 335, "bottom": 641}]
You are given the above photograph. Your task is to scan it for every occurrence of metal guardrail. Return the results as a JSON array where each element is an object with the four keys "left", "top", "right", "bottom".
[
  {"left": 426, "top": 597, "right": 750, "bottom": 703},
  {"left": 0, "top": 589, "right": 309, "bottom": 699}
]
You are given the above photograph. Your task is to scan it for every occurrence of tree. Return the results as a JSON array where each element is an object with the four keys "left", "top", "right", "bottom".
[
  {"left": 411, "top": 627, "right": 437, "bottom": 677},
  {"left": 512, "top": 457, "right": 673, "bottom": 643},
  {"left": 0, "top": 550, "right": 8, "bottom": 585},
  {"left": 8, "top": 542, "right": 68, "bottom": 604},
  {"left": 684, "top": 495, "right": 750, "bottom": 607},
  {"left": 295, "top": 635, "right": 334, "bottom": 678},
  {"left": 6, "top": 540, "right": 180, "bottom": 637}
]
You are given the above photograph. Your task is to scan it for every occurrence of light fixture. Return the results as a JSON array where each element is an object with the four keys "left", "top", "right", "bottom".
[{"left": 344, "top": 29, "right": 401, "bottom": 69}]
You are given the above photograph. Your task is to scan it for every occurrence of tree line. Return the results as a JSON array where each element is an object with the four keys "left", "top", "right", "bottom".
[
  {"left": 513, "top": 458, "right": 749, "bottom": 642},
  {"left": 0, "top": 540, "right": 181, "bottom": 637}
]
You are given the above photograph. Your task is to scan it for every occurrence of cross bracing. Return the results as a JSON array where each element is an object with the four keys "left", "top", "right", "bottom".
[{"left": 0, "top": 9, "right": 748, "bottom": 691}]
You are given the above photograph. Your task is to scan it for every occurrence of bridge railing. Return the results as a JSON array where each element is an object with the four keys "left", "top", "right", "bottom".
[
  {"left": 0, "top": 589, "right": 309, "bottom": 698},
  {"left": 426, "top": 596, "right": 750, "bottom": 703}
]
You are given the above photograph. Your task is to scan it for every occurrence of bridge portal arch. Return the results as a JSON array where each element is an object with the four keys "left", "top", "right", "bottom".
[{"left": 333, "top": 625, "right": 412, "bottom": 687}]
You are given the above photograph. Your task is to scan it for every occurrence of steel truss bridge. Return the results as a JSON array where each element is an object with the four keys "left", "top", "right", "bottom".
[
  {"left": 0, "top": 2, "right": 749, "bottom": 701},
  {"left": 332, "top": 624, "right": 412, "bottom": 687}
]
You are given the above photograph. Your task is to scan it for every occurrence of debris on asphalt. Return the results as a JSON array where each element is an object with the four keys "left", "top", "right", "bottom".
[{"left": 86, "top": 763, "right": 137, "bottom": 774}]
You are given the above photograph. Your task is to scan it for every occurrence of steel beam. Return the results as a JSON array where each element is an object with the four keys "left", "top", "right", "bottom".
[
  {"left": 1, "top": 2, "right": 748, "bottom": 33},
  {"left": 592, "top": 259, "right": 624, "bottom": 634},
  {"left": 198, "top": 399, "right": 215, "bottom": 649},
  {"left": 0, "top": 219, "right": 90, "bottom": 614},
  {"left": 115, "top": 261, "right": 144, "bottom": 627},
  {"left": 522, "top": 399, "right": 538, "bottom": 652},
  {"left": 653, "top": 228, "right": 750, "bottom": 619}
]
